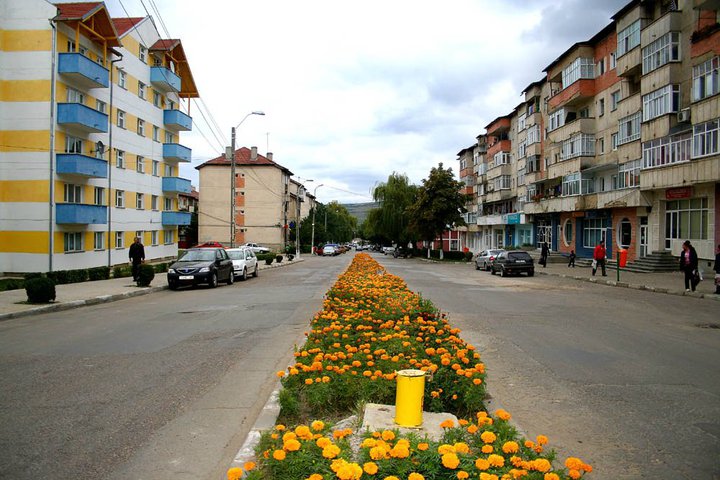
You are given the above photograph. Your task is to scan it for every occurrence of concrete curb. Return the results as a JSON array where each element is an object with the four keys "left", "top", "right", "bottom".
[{"left": 230, "top": 383, "right": 283, "bottom": 470}]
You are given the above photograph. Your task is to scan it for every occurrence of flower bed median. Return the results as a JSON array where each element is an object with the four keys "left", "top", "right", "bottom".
[{"left": 230, "top": 254, "right": 592, "bottom": 480}]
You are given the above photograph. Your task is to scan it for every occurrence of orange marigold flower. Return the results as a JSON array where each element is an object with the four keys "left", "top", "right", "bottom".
[
  {"left": 307, "top": 475, "right": 324, "bottom": 480},
  {"left": 276, "top": 424, "right": 286, "bottom": 431},
  {"left": 316, "top": 437, "right": 332, "bottom": 448},
  {"left": 458, "top": 419, "right": 468, "bottom": 426},
  {"left": 441, "top": 452, "right": 460, "bottom": 469},
  {"left": 457, "top": 471, "right": 469, "bottom": 480},
  {"left": 322, "top": 443, "right": 341, "bottom": 459},
  {"left": 543, "top": 474, "right": 560, "bottom": 480},
  {"left": 495, "top": 409, "right": 511, "bottom": 421},
  {"left": 479, "top": 473, "right": 498, "bottom": 480},
  {"left": 408, "top": 474, "right": 424, "bottom": 480},
  {"left": 272, "top": 449, "right": 286, "bottom": 461},
  {"left": 467, "top": 424, "right": 478, "bottom": 434},
  {"left": 226, "top": 467, "right": 243, "bottom": 480},
  {"left": 440, "top": 419, "right": 455, "bottom": 429},
  {"left": 487, "top": 454, "right": 505, "bottom": 468},
  {"left": 454, "top": 442, "right": 470, "bottom": 454},
  {"left": 363, "top": 462, "right": 378, "bottom": 475},
  {"left": 296, "top": 425, "right": 313, "bottom": 440},
  {"left": 381, "top": 430, "right": 395, "bottom": 441},
  {"left": 304, "top": 378, "right": 314, "bottom": 385},
  {"left": 438, "top": 444, "right": 455, "bottom": 454},
  {"left": 481, "top": 445, "right": 494, "bottom": 454},
  {"left": 480, "top": 431, "right": 497, "bottom": 444},
  {"left": 502, "top": 441, "right": 520, "bottom": 454},
  {"left": 475, "top": 458, "right": 490, "bottom": 470},
  {"left": 312, "top": 420, "right": 325, "bottom": 431},
  {"left": 536, "top": 435, "right": 548, "bottom": 445},
  {"left": 473, "top": 378, "right": 483, "bottom": 385},
  {"left": 531, "top": 458, "right": 551, "bottom": 473},
  {"left": 417, "top": 442, "right": 429, "bottom": 451},
  {"left": 283, "top": 438, "right": 301, "bottom": 452},
  {"left": 276, "top": 370, "right": 285, "bottom": 377},
  {"left": 243, "top": 461, "right": 255, "bottom": 471},
  {"left": 565, "top": 457, "right": 584, "bottom": 470},
  {"left": 568, "top": 470, "right": 581, "bottom": 480}
]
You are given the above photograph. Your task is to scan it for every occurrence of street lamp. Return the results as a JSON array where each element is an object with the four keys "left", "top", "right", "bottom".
[
  {"left": 310, "top": 183, "right": 324, "bottom": 255},
  {"left": 227, "top": 111, "right": 265, "bottom": 247}
]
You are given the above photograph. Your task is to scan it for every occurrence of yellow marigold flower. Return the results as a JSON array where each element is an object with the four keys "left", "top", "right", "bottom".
[
  {"left": 454, "top": 442, "right": 470, "bottom": 454},
  {"left": 532, "top": 458, "right": 551, "bottom": 473},
  {"left": 322, "top": 443, "right": 341, "bottom": 459},
  {"left": 565, "top": 457, "right": 584, "bottom": 470},
  {"left": 475, "top": 458, "right": 490, "bottom": 470},
  {"left": 481, "top": 445, "right": 494, "bottom": 454},
  {"left": 276, "top": 424, "right": 286, "bottom": 431},
  {"left": 568, "top": 470, "right": 581, "bottom": 480},
  {"left": 438, "top": 444, "right": 455, "bottom": 454},
  {"left": 441, "top": 452, "right": 460, "bottom": 469},
  {"left": 296, "top": 425, "right": 313, "bottom": 440},
  {"left": 381, "top": 430, "right": 395, "bottom": 441},
  {"left": 536, "top": 435, "right": 548, "bottom": 445},
  {"left": 283, "top": 432, "right": 297, "bottom": 442},
  {"left": 363, "top": 462, "right": 378, "bottom": 475},
  {"left": 543, "top": 474, "right": 560, "bottom": 480},
  {"left": 390, "top": 444, "right": 410, "bottom": 458},
  {"left": 305, "top": 378, "right": 314, "bottom": 385},
  {"left": 509, "top": 471, "right": 528, "bottom": 480},
  {"left": 316, "top": 437, "right": 332, "bottom": 448},
  {"left": 312, "top": 420, "right": 325, "bottom": 431},
  {"left": 488, "top": 454, "right": 505, "bottom": 468},
  {"left": 369, "top": 444, "right": 388, "bottom": 460},
  {"left": 479, "top": 474, "right": 498, "bottom": 480},
  {"left": 361, "top": 438, "right": 377, "bottom": 448},
  {"left": 495, "top": 409, "right": 511, "bottom": 421},
  {"left": 502, "top": 441, "right": 519, "bottom": 454},
  {"left": 524, "top": 440, "right": 535, "bottom": 449},
  {"left": 306, "top": 474, "right": 324, "bottom": 480},
  {"left": 272, "top": 449, "right": 286, "bottom": 461},
  {"left": 417, "top": 442, "right": 429, "bottom": 451},
  {"left": 336, "top": 462, "right": 362, "bottom": 480},
  {"left": 384, "top": 477, "right": 400, "bottom": 480},
  {"left": 226, "top": 467, "right": 243, "bottom": 480},
  {"left": 243, "top": 461, "right": 255, "bottom": 471},
  {"left": 440, "top": 419, "right": 455, "bottom": 429},
  {"left": 289, "top": 368, "right": 299, "bottom": 375},
  {"left": 276, "top": 370, "right": 285, "bottom": 377},
  {"left": 457, "top": 471, "right": 470, "bottom": 480},
  {"left": 480, "top": 431, "right": 497, "bottom": 444},
  {"left": 408, "top": 473, "right": 424, "bottom": 480},
  {"left": 284, "top": 438, "right": 301, "bottom": 452}
]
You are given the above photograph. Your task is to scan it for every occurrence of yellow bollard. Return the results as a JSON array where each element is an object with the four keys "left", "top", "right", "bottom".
[{"left": 394, "top": 369, "right": 426, "bottom": 427}]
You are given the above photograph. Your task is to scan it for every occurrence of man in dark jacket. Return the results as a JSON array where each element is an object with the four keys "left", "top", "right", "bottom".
[
  {"left": 679, "top": 240, "right": 698, "bottom": 292},
  {"left": 129, "top": 236, "right": 145, "bottom": 281}
]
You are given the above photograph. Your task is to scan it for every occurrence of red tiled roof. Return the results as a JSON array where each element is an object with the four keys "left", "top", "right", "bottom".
[
  {"left": 196, "top": 147, "right": 293, "bottom": 175},
  {"left": 151, "top": 39, "right": 180, "bottom": 51},
  {"left": 113, "top": 17, "right": 145, "bottom": 36},
  {"left": 55, "top": 2, "right": 103, "bottom": 20}
]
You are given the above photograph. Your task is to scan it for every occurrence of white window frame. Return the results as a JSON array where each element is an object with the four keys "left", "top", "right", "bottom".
[
  {"left": 562, "top": 172, "right": 581, "bottom": 196},
  {"left": 138, "top": 81, "right": 146, "bottom": 100},
  {"left": 517, "top": 113, "right": 526, "bottom": 132},
  {"left": 692, "top": 56, "right": 720, "bottom": 102},
  {"left": 153, "top": 90, "right": 161, "bottom": 107},
  {"left": 617, "top": 19, "right": 641, "bottom": 57},
  {"left": 151, "top": 195, "right": 159, "bottom": 210},
  {"left": 94, "top": 186, "right": 105, "bottom": 205},
  {"left": 67, "top": 88, "right": 84, "bottom": 104},
  {"left": 164, "top": 229, "right": 174, "bottom": 245},
  {"left": 137, "top": 118, "right": 145, "bottom": 137},
  {"left": 65, "top": 135, "right": 82, "bottom": 154},
  {"left": 64, "top": 232, "right": 83, "bottom": 253},
  {"left": 642, "top": 133, "right": 692, "bottom": 169},
  {"left": 164, "top": 197, "right": 172, "bottom": 211},
  {"left": 152, "top": 160, "right": 159, "bottom": 176},
  {"left": 116, "top": 149, "right": 125, "bottom": 168},
  {"left": 665, "top": 198, "right": 709, "bottom": 243},
  {"left": 618, "top": 112, "right": 642, "bottom": 145},
  {"left": 96, "top": 99, "right": 107, "bottom": 114},
  {"left": 136, "top": 155, "right": 145, "bottom": 173},
  {"left": 548, "top": 109, "right": 565, "bottom": 132},
  {"left": 136, "top": 192, "right": 144, "bottom": 210},
  {"left": 139, "top": 45, "right": 147, "bottom": 63},
  {"left": 164, "top": 131, "right": 174, "bottom": 144},
  {"left": 153, "top": 125, "right": 160, "bottom": 142},
  {"left": 617, "top": 159, "right": 641, "bottom": 189},
  {"left": 642, "top": 85, "right": 679, "bottom": 122},
  {"left": 117, "top": 110, "right": 126, "bottom": 129},
  {"left": 642, "top": 31, "right": 681, "bottom": 74},
  {"left": 561, "top": 133, "right": 595, "bottom": 160},
  {"left": 151, "top": 230, "right": 159, "bottom": 246},
  {"left": 115, "top": 231, "right": 124, "bottom": 248},
  {"left": 583, "top": 218, "right": 606, "bottom": 248},
  {"left": 94, "top": 232, "right": 105, "bottom": 250},
  {"left": 562, "top": 57, "right": 595, "bottom": 88},
  {"left": 692, "top": 119, "right": 720, "bottom": 158},
  {"left": 115, "top": 189, "right": 125, "bottom": 208},
  {"left": 64, "top": 184, "right": 82, "bottom": 203},
  {"left": 118, "top": 69, "right": 126, "bottom": 89},
  {"left": 494, "top": 175, "right": 511, "bottom": 190},
  {"left": 527, "top": 125, "right": 541, "bottom": 145},
  {"left": 611, "top": 90, "right": 620, "bottom": 111}
]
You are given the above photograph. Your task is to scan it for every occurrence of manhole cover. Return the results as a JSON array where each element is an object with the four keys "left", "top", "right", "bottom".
[{"left": 696, "top": 323, "right": 720, "bottom": 329}]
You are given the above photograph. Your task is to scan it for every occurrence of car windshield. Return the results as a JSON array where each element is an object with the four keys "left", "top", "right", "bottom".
[
  {"left": 226, "top": 250, "right": 245, "bottom": 260},
  {"left": 489, "top": 250, "right": 503, "bottom": 255},
  {"left": 508, "top": 252, "right": 532, "bottom": 260},
  {"left": 179, "top": 250, "right": 217, "bottom": 262}
]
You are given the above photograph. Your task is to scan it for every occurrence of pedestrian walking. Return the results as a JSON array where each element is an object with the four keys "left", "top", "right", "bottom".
[
  {"left": 540, "top": 242, "right": 549, "bottom": 268},
  {"left": 713, "top": 244, "right": 719, "bottom": 295},
  {"left": 679, "top": 240, "right": 699, "bottom": 292},
  {"left": 568, "top": 249, "right": 576, "bottom": 268},
  {"left": 592, "top": 240, "right": 607, "bottom": 276},
  {"left": 129, "top": 236, "right": 145, "bottom": 282}
]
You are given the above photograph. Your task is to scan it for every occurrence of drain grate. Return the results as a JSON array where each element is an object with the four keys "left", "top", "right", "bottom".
[{"left": 696, "top": 323, "right": 720, "bottom": 329}]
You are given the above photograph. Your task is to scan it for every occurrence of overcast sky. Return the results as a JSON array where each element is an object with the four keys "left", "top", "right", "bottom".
[{"left": 100, "top": 0, "right": 629, "bottom": 204}]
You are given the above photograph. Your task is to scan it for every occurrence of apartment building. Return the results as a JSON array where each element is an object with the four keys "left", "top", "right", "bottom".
[
  {"left": 0, "top": 0, "right": 197, "bottom": 274},
  {"left": 458, "top": 0, "right": 719, "bottom": 262},
  {"left": 197, "top": 147, "right": 315, "bottom": 251}
]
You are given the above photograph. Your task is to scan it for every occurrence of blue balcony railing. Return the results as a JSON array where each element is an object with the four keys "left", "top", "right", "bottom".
[
  {"left": 161, "top": 211, "right": 191, "bottom": 226},
  {"left": 57, "top": 103, "right": 108, "bottom": 133},
  {"left": 150, "top": 66, "right": 181, "bottom": 92},
  {"left": 56, "top": 204, "right": 107, "bottom": 224},
  {"left": 58, "top": 53, "right": 109, "bottom": 88},
  {"left": 163, "top": 109, "right": 192, "bottom": 131},
  {"left": 162, "top": 176, "right": 191, "bottom": 194},
  {"left": 56, "top": 154, "right": 108, "bottom": 178},
  {"left": 163, "top": 143, "right": 191, "bottom": 162}
]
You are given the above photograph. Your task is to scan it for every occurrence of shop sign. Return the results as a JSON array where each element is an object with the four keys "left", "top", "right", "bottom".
[
  {"left": 665, "top": 187, "right": 692, "bottom": 200},
  {"left": 503, "top": 213, "right": 520, "bottom": 224}
]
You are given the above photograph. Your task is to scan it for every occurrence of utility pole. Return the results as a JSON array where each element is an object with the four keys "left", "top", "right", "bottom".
[{"left": 310, "top": 184, "right": 324, "bottom": 255}]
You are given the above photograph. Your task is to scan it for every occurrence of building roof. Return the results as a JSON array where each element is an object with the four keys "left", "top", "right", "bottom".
[
  {"left": 54, "top": 2, "right": 121, "bottom": 47},
  {"left": 543, "top": 22, "right": 615, "bottom": 73},
  {"left": 112, "top": 17, "right": 146, "bottom": 36},
  {"left": 196, "top": 147, "right": 294, "bottom": 176},
  {"left": 150, "top": 38, "right": 199, "bottom": 98},
  {"left": 521, "top": 78, "right": 545, "bottom": 96}
]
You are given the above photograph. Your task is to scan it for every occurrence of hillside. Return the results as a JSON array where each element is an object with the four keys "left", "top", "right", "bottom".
[{"left": 342, "top": 202, "right": 378, "bottom": 224}]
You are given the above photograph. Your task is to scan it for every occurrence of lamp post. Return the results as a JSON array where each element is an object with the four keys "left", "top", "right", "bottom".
[
  {"left": 227, "top": 111, "right": 264, "bottom": 247},
  {"left": 310, "top": 183, "right": 324, "bottom": 255}
]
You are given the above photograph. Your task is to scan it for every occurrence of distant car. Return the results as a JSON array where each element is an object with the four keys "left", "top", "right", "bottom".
[
  {"left": 241, "top": 242, "right": 271, "bottom": 254},
  {"left": 382, "top": 246, "right": 395, "bottom": 255},
  {"left": 475, "top": 249, "right": 505, "bottom": 271},
  {"left": 322, "top": 244, "right": 338, "bottom": 256},
  {"left": 490, "top": 250, "right": 535, "bottom": 277},
  {"left": 167, "top": 247, "right": 234, "bottom": 289},
  {"left": 225, "top": 247, "right": 259, "bottom": 280}
]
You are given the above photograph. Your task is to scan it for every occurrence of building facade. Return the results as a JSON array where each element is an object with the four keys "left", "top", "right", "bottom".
[{"left": 0, "top": 0, "right": 198, "bottom": 274}]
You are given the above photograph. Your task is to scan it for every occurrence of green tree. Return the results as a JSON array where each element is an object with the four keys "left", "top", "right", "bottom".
[
  {"left": 367, "top": 172, "right": 418, "bottom": 249},
  {"left": 408, "top": 163, "right": 469, "bottom": 258},
  {"left": 300, "top": 202, "right": 357, "bottom": 249}
]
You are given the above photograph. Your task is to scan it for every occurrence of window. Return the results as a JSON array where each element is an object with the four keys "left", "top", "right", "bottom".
[
  {"left": 517, "top": 113, "right": 526, "bottom": 132},
  {"left": 643, "top": 133, "right": 692, "bottom": 168},
  {"left": 618, "top": 112, "right": 642, "bottom": 145},
  {"left": 164, "top": 229, "right": 174, "bottom": 244},
  {"left": 116, "top": 149, "right": 125, "bottom": 168},
  {"left": 562, "top": 172, "right": 581, "bottom": 196},
  {"left": 138, "top": 81, "right": 146, "bottom": 100},
  {"left": 598, "top": 98, "right": 605, "bottom": 117},
  {"left": 94, "top": 187, "right": 105, "bottom": 205},
  {"left": 67, "top": 40, "right": 76, "bottom": 52},
  {"left": 164, "top": 164, "right": 173, "bottom": 176},
  {"left": 617, "top": 20, "right": 641, "bottom": 57},
  {"left": 65, "top": 135, "right": 82, "bottom": 154},
  {"left": 611, "top": 90, "right": 620, "bottom": 111},
  {"left": 66, "top": 88, "right": 84, "bottom": 104},
  {"left": 164, "top": 131, "right": 174, "bottom": 144},
  {"left": 136, "top": 155, "right": 144, "bottom": 173},
  {"left": 64, "top": 184, "right": 82, "bottom": 203},
  {"left": 692, "top": 119, "right": 720, "bottom": 158},
  {"left": 692, "top": 56, "right": 720, "bottom": 102},
  {"left": 494, "top": 175, "right": 511, "bottom": 190},
  {"left": 561, "top": 133, "right": 595, "bottom": 160},
  {"left": 562, "top": 57, "right": 595, "bottom": 88},
  {"left": 94, "top": 232, "right": 104, "bottom": 250},
  {"left": 665, "top": 198, "right": 709, "bottom": 245},
  {"left": 153, "top": 126, "right": 160, "bottom": 142},
  {"left": 151, "top": 195, "right": 159, "bottom": 210},
  {"left": 610, "top": 51, "right": 617, "bottom": 69},
  {"left": 118, "top": 70, "right": 126, "bottom": 89},
  {"left": 117, "top": 110, "right": 126, "bottom": 129},
  {"left": 96, "top": 100, "right": 107, "bottom": 114},
  {"left": 115, "top": 189, "right": 125, "bottom": 207},
  {"left": 583, "top": 218, "right": 606, "bottom": 248},
  {"left": 548, "top": 109, "right": 565, "bottom": 132},
  {"left": 153, "top": 90, "right": 162, "bottom": 108},
  {"left": 563, "top": 219, "right": 573, "bottom": 246},
  {"left": 611, "top": 132, "right": 619, "bottom": 150},
  {"left": 168, "top": 100, "right": 175, "bottom": 110},
  {"left": 137, "top": 118, "right": 145, "bottom": 136},
  {"left": 642, "top": 32, "right": 680, "bottom": 74},
  {"left": 642, "top": 85, "right": 679, "bottom": 121},
  {"left": 151, "top": 230, "right": 159, "bottom": 246},
  {"left": 115, "top": 231, "right": 124, "bottom": 248},
  {"left": 64, "top": 232, "right": 83, "bottom": 252},
  {"left": 139, "top": 45, "right": 147, "bottom": 63},
  {"left": 596, "top": 57, "right": 606, "bottom": 76},
  {"left": 517, "top": 140, "right": 526, "bottom": 159},
  {"left": 136, "top": 193, "right": 144, "bottom": 210},
  {"left": 527, "top": 125, "right": 541, "bottom": 145},
  {"left": 152, "top": 160, "right": 159, "bottom": 176},
  {"left": 618, "top": 218, "right": 632, "bottom": 248},
  {"left": 164, "top": 197, "right": 172, "bottom": 211},
  {"left": 598, "top": 137, "right": 605, "bottom": 154},
  {"left": 618, "top": 160, "right": 641, "bottom": 189},
  {"left": 493, "top": 152, "right": 510, "bottom": 166},
  {"left": 517, "top": 170, "right": 525, "bottom": 186}
]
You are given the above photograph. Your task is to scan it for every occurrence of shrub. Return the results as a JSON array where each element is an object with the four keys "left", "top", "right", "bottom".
[
  {"left": 153, "top": 263, "right": 168, "bottom": 273},
  {"left": 25, "top": 277, "right": 56, "bottom": 303},
  {"left": 463, "top": 251, "right": 474, "bottom": 262},
  {"left": 24, "top": 272, "right": 42, "bottom": 280},
  {"left": 88, "top": 266, "right": 110, "bottom": 281},
  {"left": 275, "top": 254, "right": 284, "bottom": 263},
  {"left": 136, "top": 264, "right": 155, "bottom": 287},
  {"left": 0, "top": 278, "right": 23, "bottom": 292},
  {"left": 113, "top": 266, "right": 131, "bottom": 278},
  {"left": 46, "top": 270, "right": 69, "bottom": 285},
  {"left": 67, "top": 269, "right": 88, "bottom": 283}
]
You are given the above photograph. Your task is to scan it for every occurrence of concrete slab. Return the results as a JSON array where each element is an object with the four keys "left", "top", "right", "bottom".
[{"left": 360, "top": 403, "right": 457, "bottom": 442}]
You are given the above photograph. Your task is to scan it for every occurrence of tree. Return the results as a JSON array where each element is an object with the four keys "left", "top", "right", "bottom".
[
  {"left": 298, "top": 202, "right": 357, "bottom": 250},
  {"left": 407, "top": 163, "right": 469, "bottom": 258},
  {"left": 367, "top": 172, "right": 418, "bottom": 249}
]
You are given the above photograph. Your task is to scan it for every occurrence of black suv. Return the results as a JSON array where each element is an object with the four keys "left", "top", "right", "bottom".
[
  {"left": 167, "top": 247, "right": 234, "bottom": 290},
  {"left": 490, "top": 250, "right": 535, "bottom": 277}
]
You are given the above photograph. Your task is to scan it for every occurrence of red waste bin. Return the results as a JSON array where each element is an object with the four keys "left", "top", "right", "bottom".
[{"left": 618, "top": 249, "right": 628, "bottom": 268}]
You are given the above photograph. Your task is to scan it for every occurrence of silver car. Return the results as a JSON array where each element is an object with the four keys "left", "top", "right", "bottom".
[
  {"left": 225, "top": 247, "right": 259, "bottom": 280},
  {"left": 475, "top": 249, "right": 505, "bottom": 271}
]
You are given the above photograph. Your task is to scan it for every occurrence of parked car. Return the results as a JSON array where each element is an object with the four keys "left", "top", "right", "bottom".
[
  {"left": 241, "top": 242, "right": 271, "bottom": 254},
  {"left": 225, "top": 247, "right": 259, "bottom": 280},
  {"left": 322, "top": 244, "right": 338, "bottom": 256},
  {"left": 475, "top": 249, "right": 506, "bottom": 271},
  {"left": 382, "top": 246, "right": 395, "bottom": 255},
  {"left": 167, "top": 247, "right": 234, "bottom": 289},
  {"left": 490, "top": 250, "right": 535, "bottom": 277}
]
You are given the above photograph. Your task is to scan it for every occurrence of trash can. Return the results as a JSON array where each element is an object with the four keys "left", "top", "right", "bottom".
[
  {"left": 619, "top": 249, "right": 628, "bottom": 268},
  {"left": 395, "top": 369, "right": 426, "bottom": 427}
]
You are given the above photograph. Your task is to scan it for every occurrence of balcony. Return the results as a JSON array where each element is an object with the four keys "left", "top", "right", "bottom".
[
  {"left": 57, "top": 103, "right": 108, "bottom": 133},
  {"left": 162, "top": 176, "right": 192, "bottom": 194},
  {"left": 487, "top": 139, "right": 511, "bottom": 158},
  {"left": 595, "top": 188, "right": 649, "bottom": 209},
  {"left": 56, "top": 154, "right": 107, "bottom": 178},
  {"left": 164, "top": 109, "right": 192, "bottom": 131},
  {"left": 58, "top": 53, "right": 109, "bottom": 89},
  {"left": 617, "top": 46, "right": 641, "bottom": 78},
  {"left": 548, "top": 79, "right": 595, "bottom": 110},
  {"left": 161, "top": 211, "right": 191, "bottom": 226},
  {"left": 524, "top": 195, "right": 580, "bottom": 215},
  {"left": 641, "top": 10, "right": 682, "bottom": 46},
  {"left": 485, "top": 189, "right": 515, "bottom": 203},
  {"left": 150, "top": 66, "right": 181, "bottom": 92},
  {"left": 56, "top": 204, "right": 107, "bottom": 224},
  {"left": 487, "top": 163, "right": 512, "bottom": 180},
  {"left": 477, "top": 214, "right": 504, "bottom": 226},
  {"left": 163, "top": 143, "right": 191, "bottom": 162},
  {"left": 547, "top": 117, "right": 596, "bottom": 143}
]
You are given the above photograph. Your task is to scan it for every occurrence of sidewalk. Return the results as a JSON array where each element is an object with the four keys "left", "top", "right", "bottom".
[{"left": 0, "top": 256, "right": 305, "bottom": 321}]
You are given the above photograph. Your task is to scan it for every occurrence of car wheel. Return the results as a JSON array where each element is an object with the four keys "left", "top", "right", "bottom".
[
  {"left": 527, "top": 269, "right": 534, "bottom": 277},
  {"left": 500, "top": 267, "right": 507, "bottom": 277},
  {"left": 475, "top": 262, "right": 480, "bottom": 270},
  {"left": 227, "top": 271, "right": 234, "bottom": 285},
  {"left": 208, "top": 272, "right": 218, "bottom": 288},
  {"left": 168, "top": 280, "right": 178, "bottom": 291},
  {"left": 241, "top": 268, "right": 248, "bottom": 281},
  {"left": 253, "top": 265, "right": 259, "bottom": 277}
]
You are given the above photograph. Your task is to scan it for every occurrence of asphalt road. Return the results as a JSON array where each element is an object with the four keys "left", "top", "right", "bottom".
[
  {"left": 375, "top": 253, "right": 720, "bottom": 480},
  {"left": 0, "top": 254, "right": 353, "bottom": 480}
]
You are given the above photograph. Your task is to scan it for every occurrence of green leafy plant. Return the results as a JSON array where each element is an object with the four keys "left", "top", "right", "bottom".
[
  {"left": 276, "top": 254, "right": 284, "bottom": 263},
  {"left": 25, "top": 277, "right": 56, "bottom": 303},
  {"left": 88, "top": 266, "right": 110, "bottom": 281},
  {"left": 136, "top": 264, "right": 155, "bottom": 287}
]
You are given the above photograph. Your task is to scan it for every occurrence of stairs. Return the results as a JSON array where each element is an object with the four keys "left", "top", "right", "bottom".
[{"left": 578, "top": 251, "right": 678, "bottom": 273}]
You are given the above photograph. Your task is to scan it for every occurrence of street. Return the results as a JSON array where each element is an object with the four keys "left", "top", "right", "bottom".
[{"left": 1, "top": 252, "right": 718, "bottom": 479}]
